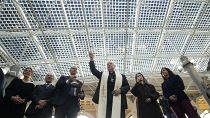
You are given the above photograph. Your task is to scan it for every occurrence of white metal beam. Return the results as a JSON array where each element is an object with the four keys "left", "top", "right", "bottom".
[
  {"left": 129, "top": 0, "right": 142, "bottom": 72},
  {"left": 12, "top": 0, "right": 57, "bottom": 79},
  {"left": 1, "top": 28, "right": 210, "bottom": 36},
  {"left": 151, "top": 0, "right": 174, "bottom": 72},
  {"left": 16, "top": 53, "right": 210, "bottom": 66},
  {"left": 122, "top": 0, "right": 131, "bottom": 74},
  {"left": 0, "top": 42, "right": 17, "bottom": 65},
  {"left": 172, "top": 2, "right": 206, "bottom": 71},
  {"left": 100, "top": 0, "right": 107, "bottom": 59},
  {"left": 80, "top": 0, "right": 91, "bottom": 50},
  {"left": 60, "top": 0, "right": 94, "bottom": 93},
  {"left": 60, "top": 0, "right": 85, "bottom": 77}
]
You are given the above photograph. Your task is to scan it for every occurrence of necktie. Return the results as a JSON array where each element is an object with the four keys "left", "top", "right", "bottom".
[{"left": 45, "top": 84, "right": 50, "bottom": 88}]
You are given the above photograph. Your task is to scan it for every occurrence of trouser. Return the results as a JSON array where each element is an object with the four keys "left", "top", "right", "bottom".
[
  {"left": 55, "top": 105, "right": 79, "bottom": 118},
  {"left": 171, "top": 99, "right": 199, "bottom": 118},
  {"left": 106, "top": 106, "right": 125, "bottom": 118}
]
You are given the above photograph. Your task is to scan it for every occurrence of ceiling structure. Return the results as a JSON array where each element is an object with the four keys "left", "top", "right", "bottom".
[{"left": 0, "top": 0, "right": 210, "bottom": 96}]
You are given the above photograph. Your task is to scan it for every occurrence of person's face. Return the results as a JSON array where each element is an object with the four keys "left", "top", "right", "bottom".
[
  {"left": 136, "top": 74, "right": 144, "bottom": 83},
  {"left": 45, "top": 74, "right": 54, "bottom": 83},
  {"left": 161, "top": 68, "right": 169, "bottom": 79},
  {"left": 23, "top": 68, "right": 32, "bottom": 78},
  {"left": 69, "top": 66, "right": 77, "bottom": 75},
  {"left": 107, "top": 61, "right": 115, "bottom": 72}
]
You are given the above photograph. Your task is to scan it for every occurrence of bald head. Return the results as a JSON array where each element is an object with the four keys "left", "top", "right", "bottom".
[
  {"left": 69, "top": 66, "right": 77, "bottom": 75},
  {"left": 45, "top": 73, "right": 54, "bottom": 83},
  {"left": 107, "top": 61, "right": 115, "bottom": 72}
]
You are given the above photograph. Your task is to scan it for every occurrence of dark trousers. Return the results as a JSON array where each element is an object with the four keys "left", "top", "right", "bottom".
[
  {"left": 27, "top": 115, "right": 51, "bottom": 118},
  {"left": 171, "top": 99, "right": 199, "bottom": 118},
  {"left": 2, "top": 102, "right": 26, "bottom": 118},
  {"left": 55, "top": 105, "right": 79, "bottom": 118},
  {"left": 106, "top": 106, "right": 125, "bottom": 118}
]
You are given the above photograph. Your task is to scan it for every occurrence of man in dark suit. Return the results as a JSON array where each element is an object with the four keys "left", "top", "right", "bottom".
[
  {"left": 88, "top": 51, "right": 130, "bottom": 118},
  {"left": 25, "top": 73, "right": 55, "bottom": 118},
  {"left": 0, "top": 68, "right": 4, "bottom": 103},
  {"left": 52, "top": 66, "right": 85, "bottom": 118},
  {"left": 0, "top": 68, "right": 4, "bottom": 117}
]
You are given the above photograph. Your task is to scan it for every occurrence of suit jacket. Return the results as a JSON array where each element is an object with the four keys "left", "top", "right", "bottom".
[
  {"left": 0, "top": 68, "right": 4, "bottom": 102},
  {"left": 52, "top": 76, "right": 85, "bottom": 108},
  {"left": 89, "top": 61, "right": 130, "bottom": 109},
  {"left": 25, "top": 84, "right": 55, "bottom": 117}
]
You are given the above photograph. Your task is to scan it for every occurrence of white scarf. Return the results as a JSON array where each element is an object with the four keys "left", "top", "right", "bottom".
[{"left": 97, "top": 71, "right": 122, "bottom": 118}]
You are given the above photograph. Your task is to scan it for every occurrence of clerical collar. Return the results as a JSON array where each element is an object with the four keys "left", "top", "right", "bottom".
[{"left": 109, "top": 71, "right": 115, "bottom": 74}]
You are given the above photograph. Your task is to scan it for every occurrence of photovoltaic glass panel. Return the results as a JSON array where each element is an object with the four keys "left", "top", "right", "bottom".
[
  {"left": 52, "top": 62, "right": 81, "bottom": 77},
  {"left": 166, "top": 1, "right": 202, "bottom": 29},
  {"left": 132, "top": 59, "right": 153, "bottom": 73},
  {"left": 80, "top": 60, "right": 106, "bottom": 77},
  {"left": 0, "top": 0, "right": 210, "bottom": 83},
  {"left": 73, "top": 33, "right": 89, "bottom": 57},
  {"left": 135, "top": 32, "right": 160, "bottom": 55},
  {"left": 104, "top": 0, "right": 136, "bottom": 27},
  {"left": 197, "top": 58, "right": 209, "bottom": 71},
  {"left": 64, "top": 0, "right": 84, "bottom": 28},
  {"left": 106, "top": 33, "right": 132, "bottom": 56},
  {"left": 154, "top": 58, "right": 175, "bottom": 72},
  {"left": 0, "top": 54, "right": 7, "bottom": 64},
  {"left": 1, "top": 36, "right": 42, "bottom": 61},
  {"left": 160, "top": 33, "right": 188, "bottom": 54},
  {"left": 19, "top": 0, "right": 66, "bottom": 28},
  {"left": 0, "top": 0, "right": 26, "bottom": 30},
  {"left": 197, "top": 3, "right": 210, "bottom": 30},
  {"left": 184, "top": 34, "right": 210, "bottom": 55},
  {"left": 138, "top": 0, "right": 169, "bottom": 28},
  {"left": 37, "top": 35, "right": 77, "bottom": 59},
  {"left": 89, "top": 32, "right": 104, "bottom": 57},
  {"left": 83, "top": 0, "right": 102, "bottom": 27},
  {"left": 124, "top": 60, "right": 131, "bottom": 75}
]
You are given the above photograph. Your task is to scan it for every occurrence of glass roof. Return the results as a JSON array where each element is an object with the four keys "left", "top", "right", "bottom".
[{"left": 0, "top": 0, "right": 210, "bottom": 83}]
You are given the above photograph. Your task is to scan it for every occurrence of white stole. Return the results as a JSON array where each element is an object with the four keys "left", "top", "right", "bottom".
[{"left": 97, "top": 71, "right": 122, "bottom": 118}]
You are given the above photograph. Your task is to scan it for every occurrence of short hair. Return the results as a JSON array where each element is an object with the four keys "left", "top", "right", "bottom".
[{"left": 24, "top": 67, "right": 33, "bottom": 72}]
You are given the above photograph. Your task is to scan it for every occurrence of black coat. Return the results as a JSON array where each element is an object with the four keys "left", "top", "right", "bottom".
[
  {"left": 131, "top": 83, "right": 164, "bottom": 118},
  {"left": 3, "top": 78, "right": 34, "bottom": 118},
  {"left": 0, "top": 68, "right": 4, "bottom": 102},
  {"left": 25, "top": 84, "right": 55, "bottom": 118},
  {"left": 52, "top": 76, "right": 85, "bottom": 111},
  {"left": 89, "top": 61, "right": 130, "bottom": 109}
]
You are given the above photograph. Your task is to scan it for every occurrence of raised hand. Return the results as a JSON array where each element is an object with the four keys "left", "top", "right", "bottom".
[{"left": 89, "top": 51, "right": 94, "bottom": 61}]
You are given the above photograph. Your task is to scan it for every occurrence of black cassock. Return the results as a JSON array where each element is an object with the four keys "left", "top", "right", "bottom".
[
  {"left": 89, "top": 61, "right": 130, "bottom": 118},
  {"left": 131, "top": 83, "right": 164, "bottom": 118},
  {"left": 3, "top": 78, "right": 34, "bottom": 118},
  {"left": 25, "top": 84, "right": 55, "bottom": 118}
]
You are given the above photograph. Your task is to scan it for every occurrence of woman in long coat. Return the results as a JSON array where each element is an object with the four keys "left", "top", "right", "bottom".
[
  {"left": 131, "top": 72, "right": 164, "bottom": 118},
  {"left": 161, "top": 67, "right": 199, "bottom": 118},
  {"left": 3, "top": 67, "right": 35, "bottom": 118}
]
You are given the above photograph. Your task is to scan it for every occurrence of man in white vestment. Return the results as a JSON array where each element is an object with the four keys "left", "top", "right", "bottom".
[{"left": 89, "top": 51, "right": 130, "bottom": 118}]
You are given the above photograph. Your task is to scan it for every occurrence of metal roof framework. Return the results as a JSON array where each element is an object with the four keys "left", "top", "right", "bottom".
[{"left": 0, "top": 0, "right": 210, "bottom": 93}]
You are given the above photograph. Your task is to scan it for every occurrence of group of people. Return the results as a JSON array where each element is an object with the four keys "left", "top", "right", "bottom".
[
  {"left": 0, "top": 66, "right": 84, "bottom": 118},
  {"left": 0, "top": 51, "right": 200, "bottom": 118}
]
